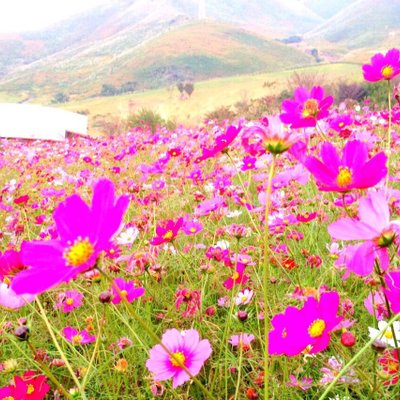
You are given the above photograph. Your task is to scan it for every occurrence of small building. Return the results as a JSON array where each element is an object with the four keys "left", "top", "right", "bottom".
[{"left": 0, "top": 103, "right": 88, "bottom": 141}]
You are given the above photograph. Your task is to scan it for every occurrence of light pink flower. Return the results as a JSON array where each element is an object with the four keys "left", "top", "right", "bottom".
[
  {"left": 146, "top": 328, "right": 212, "bottom": 388},
  {"left": 328, "top": 191, "right": 400, "bottom": 276}
]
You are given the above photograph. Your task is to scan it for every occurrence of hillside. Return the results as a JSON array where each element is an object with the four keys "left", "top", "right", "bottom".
[
  {"left": 57, "top": 63, "right": 362, "bottom": 129},
  {"left": 0, "top": 22, "right": 314, "bottom": 101},
  {"left": 304, "top": 0, "right": 400, "bottom": 52}
]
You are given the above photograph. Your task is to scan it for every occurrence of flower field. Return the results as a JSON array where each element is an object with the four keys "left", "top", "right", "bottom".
[{"left": 1, "top": 49, "right": 400, "bottom": 400}]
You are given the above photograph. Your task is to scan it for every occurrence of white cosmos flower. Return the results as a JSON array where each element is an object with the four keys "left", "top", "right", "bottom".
[
  {"left": 235, "top": 289, "right": 254, "bottom": 306},
  {"left": 368, "top": 320, "right": 400, "bottom": 348},
  {"left": 116, "top": 226, "right": 139, "bottom": 246}
]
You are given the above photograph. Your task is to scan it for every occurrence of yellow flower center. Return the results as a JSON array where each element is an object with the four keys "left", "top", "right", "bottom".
[
  {"left": 282, "top": 328, "right": 287, "bottom": 338},
  {"left": 3, "top": 276, "right": 11, "bottom": 286},
  {"left": 170, "top": 351, "right": 186, "bottom": 367},
  {"left": 302, "top": 99, "right": 319, "bottom": 118},
  {"left": 232, "top": 271, "right": 240, "bottom": 280},
  {"left": 338, "top": 122, "right": 344, "bottom": 127},
  {"left": 72, "top": 334, "right": 83, "bottom": 344},
  {"left": 120, "top": 290, "right": 128, "bottom": 297},
  {"left": 163, "top": 230, "right": 173, "bottom": 240},
  {"left": 4, "top": 397, "right": 15, "bottom": 400},
  {"left": 382, "top": 65, "right": 394, "bottom": 78},
  {"left": 337, "top": 167, "right": 352, "bottom": 187},
  {"left": 241, "top": 296, "right": 247, "bottom": 302},
  {"left": 308, "top": 319, "right": 326, "bottom": 338},
  {"left": 64, "top": 237, "right": 94, "bottom": 267},
  {"left": 66, "top": 298, "right": 74, "bottom": 305},
  {"left": 190, "top": 227, "right": 197, "bottom": 233},
  {"left": 384, "top": 329, "right": 393, "bottom": 339},
  {"left": 27, "top": 384, "right": 35, "bottom": 395}
]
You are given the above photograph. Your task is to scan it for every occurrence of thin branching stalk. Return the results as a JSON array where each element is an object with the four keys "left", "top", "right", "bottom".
[
  {"left": 263, "top": 154, "right": 276, "bottom": 400},
  {"left": 318, "top": 312, "right": 400, "bottom": 400},
  {"left": 35, "top": 297, "right": 88, "bottom": 400}
]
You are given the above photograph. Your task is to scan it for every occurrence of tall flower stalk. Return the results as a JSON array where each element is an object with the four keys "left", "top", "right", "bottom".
[{"left": 243, "top": 115, "right": 302, "bottom": 399}]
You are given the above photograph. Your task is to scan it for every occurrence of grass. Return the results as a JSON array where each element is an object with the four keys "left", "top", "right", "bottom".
[
  {"left": 57, "top": 62, "right": 362, "bottom": 131},
  {"left": 1, "top": 90, "right": 400, "bottom": 399}
]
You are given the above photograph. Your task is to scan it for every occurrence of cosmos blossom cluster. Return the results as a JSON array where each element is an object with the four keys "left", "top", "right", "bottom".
[{"left": 0, "top": 48, "right": 400, "bottom": 398}]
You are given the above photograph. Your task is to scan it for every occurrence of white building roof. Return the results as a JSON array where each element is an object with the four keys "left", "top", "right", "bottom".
[{"left": 0, "top": 103, "right": 88, "bottom": 141}]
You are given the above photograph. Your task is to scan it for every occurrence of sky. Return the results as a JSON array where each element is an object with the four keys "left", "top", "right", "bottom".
[{"left": 0, "top": 0, "right": 111, "bottom": 33}]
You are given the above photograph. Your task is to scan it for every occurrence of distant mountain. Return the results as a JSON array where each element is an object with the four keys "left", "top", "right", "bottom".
[
  {"left": 300, "top": 0, "right": 356, "bottom": 19},
  {"left": 305, "top": 0, "right": 400, "bottom": 50},
  {"left": 0, "top": 0, "right": 322, "bottom": 99},
  {"left": 0, "top": 21, "right": 314, "bottom": 99}
]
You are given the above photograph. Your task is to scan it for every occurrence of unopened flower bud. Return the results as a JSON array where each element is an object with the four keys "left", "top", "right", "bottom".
[
  {"left": 99, "top": 291, "right": 112, "bottom": 304},
  {"left": 341, "top": 331, "right": 356, "bottom": 347},
  {"left": 237, "top": 310, "right": 248, "bottom": 321},
  {"left": 14, "top": 326, "right": 30, "bottom": 341}
]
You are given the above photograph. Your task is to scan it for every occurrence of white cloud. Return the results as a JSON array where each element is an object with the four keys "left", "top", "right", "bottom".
[{"left": 0, "top": 0, "right": 110, "bottom": 32}]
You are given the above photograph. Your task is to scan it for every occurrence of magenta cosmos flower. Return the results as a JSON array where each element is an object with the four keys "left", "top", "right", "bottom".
[
  {"left": 280, "top": 86, "right": 334, "bottom": 128},
  {"left": 11, "top": 179, "right": 129, "bottom": 295},
  {"left": 195, "top": 124, "right": 241, "bottom": 162},
  {"left": 111, "top": 277, "right": 145, "bottom": 304},
  {"left": 304, "top": 140, "right": 387, "bottom": 192},
  {"left": 146, "top": 328, "right": 212, "bottom": 388},
  {"left": 63, "top": 326, "right": 96, "bottom": 345},
  {"left": 329, "top": 191, "right": 400, "bottom": 276},
  {"left": 269, "top": 291, "right": 342, "bottom": 356},
  {"left": 384, "top": 271, "right": 400, "bottom": 314},
  {"left": 150, "top": 217, "right": 183, "bottom": 246},
  {"left": 55, "top": 289, "right": 84, "bottom": 313},
  {"left": 362, "top": 48, "right": 400, "bottom": 82}
]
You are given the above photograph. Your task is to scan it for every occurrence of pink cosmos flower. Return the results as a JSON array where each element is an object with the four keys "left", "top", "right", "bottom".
[
  {"left": 0, "top": 283, "right": 36, "bottom": 310},
  {"left": 269, "top": 291, "right": 342, "bottom": 356},
  {"left": 11, "top": 179, "right": 129, "bottom": 295},
  {"left": 228, "top": 333, "right": 255, "bottom": 350},
  {"left": 362, "top": 48, "right": 400, "bottom": 82},
  {"left": 182, "top": 218, "right": 203, "bottom": 236},
  {"left": 175, "top": 288, "right": 201, "bottom": 317},
  {"left": 111, "top": 277, "right": 145, "bottom": 305},
  {"left": 54, "top": 289, "right": 84, "bottom": 313},
  {"left": 150, "top": 218, "right": 183, "bottom": 246},
  {"left": 319, "top": 356, "right": 359, "bottom": 385},
  {"left": 329, "top": 114, "right": 353, "bottom": 132},
  {"left": 63, "top": 326, "right": 96, "bottom": 345},
  {"left": 146, "top": 328, "right": 212, "bottom": 388},
  {"left": 195, "top": 124, "right": 241, "bottom": 162},
  {"left": 364, "top": 291, "right": 388, "bottom": 320},
  {"left": 328, "top": 191, "right": 400, "bottom": 276},
  {"left": 0, "top": 249, "right": 26, "bottom": 279},
  {"left": 280, "top": 86, "right": 334, "bottom": 128},
  {"left": 287, "top": 374, "right": 313, "bottom": 391},
  {"left": 304, "top": 140, "right": 387, "bottom": 192},
  {"left": 242, "top": 116, "right": 301, "bottom": 155}
]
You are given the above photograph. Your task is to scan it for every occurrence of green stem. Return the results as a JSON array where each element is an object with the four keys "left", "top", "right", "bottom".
[
  {"left": 27, "top": 340, "right": 73, "bottom": 400},
  {"left": 99, "top": 268, "right": 217, "bottom": 400},
  {"left": 318, "top": 312, "right": 400, "bottom": 400},
  {"left": 385, "top": 79, "right": 392, "bottom": 191},
  {"left": 36, "top": 297, "right": 87, "bottom": 400},
  {"left": 226, "top": 151, "right": 261, "bottom": 236},
  {"left": 81, "top": 305, "right": 105, "bottom": 390},
  {"left": 263, "top": 155, "right": 276, "bottom": 400},
  {"left": 233, "top": 336, "right": 244, "bottom": 400}
]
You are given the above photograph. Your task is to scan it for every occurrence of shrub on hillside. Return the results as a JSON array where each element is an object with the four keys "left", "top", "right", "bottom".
[
  {"left": 336, "top": 81, "right": 368, "bottom": 104},
  {"left": 363, "top": 77, "right": 400, "bottom": 106},
  {"left": 204, "top": 106, "right": 236, "bottom": 124},
  {"left": 126, "top": 108, "right": 176, "bottom": 132}
]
